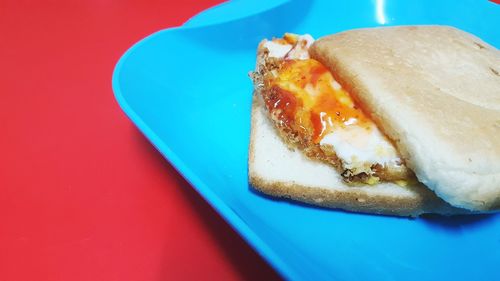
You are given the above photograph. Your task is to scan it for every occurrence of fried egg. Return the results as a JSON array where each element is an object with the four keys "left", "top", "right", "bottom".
[{"left": 260, "top": 34, "right": 411, "bottom": 184}]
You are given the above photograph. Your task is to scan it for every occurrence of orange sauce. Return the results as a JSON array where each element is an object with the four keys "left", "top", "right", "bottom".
[
  {"left": 267, "top": 59, "right": 372, "bottom": 143},
  {"left": 310, "top": 64, "right": 328, "bottom": 86},
  {"left": 264, "top": 85, "right": 301, "bottom": 128}
]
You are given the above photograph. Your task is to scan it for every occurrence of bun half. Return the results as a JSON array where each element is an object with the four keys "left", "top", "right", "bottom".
[{"left": 310, "top": 26, "right": 500, "bottom": 210}]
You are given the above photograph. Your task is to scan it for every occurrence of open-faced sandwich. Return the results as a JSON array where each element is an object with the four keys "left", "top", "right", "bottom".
[{"left": 249, "top": 26, "right": 500, "bottom": 216}]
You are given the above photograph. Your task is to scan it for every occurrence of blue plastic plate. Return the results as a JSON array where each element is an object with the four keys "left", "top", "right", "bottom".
[{"left": 112, "top": 1, "right": 500, "bottom": 280}]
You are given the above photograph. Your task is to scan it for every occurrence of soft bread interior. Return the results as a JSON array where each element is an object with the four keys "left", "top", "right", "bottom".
[
  {"left": 310, "top": 26, "right": 500, "bottom": 211},
  {"left": 248, "top": 94, "right": 468, "bottom": 216}
]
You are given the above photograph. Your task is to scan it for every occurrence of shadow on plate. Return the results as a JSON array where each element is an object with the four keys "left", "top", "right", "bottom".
[
  {"left": 248, "top": 182, "right": 499, "bottom": 225},
  {"left": 421, "top": 213, "right": 496, "bottom": 230}
]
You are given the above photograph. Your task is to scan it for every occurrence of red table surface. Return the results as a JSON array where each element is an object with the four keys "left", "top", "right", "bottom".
[{"left": 0, "top": 1, "right": 281, "bottom": 280}]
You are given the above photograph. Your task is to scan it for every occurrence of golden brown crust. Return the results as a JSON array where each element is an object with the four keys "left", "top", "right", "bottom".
[{"left": 251, "top": 43, "right": 343, "bottom": 171}]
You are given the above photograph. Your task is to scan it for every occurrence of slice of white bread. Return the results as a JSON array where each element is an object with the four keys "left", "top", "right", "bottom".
[
  {"left": 310, "top": 26, "right": 500, "bottom": 211},
  {"left": 249, "top": 94, "right": 468, "bottom": 216}
]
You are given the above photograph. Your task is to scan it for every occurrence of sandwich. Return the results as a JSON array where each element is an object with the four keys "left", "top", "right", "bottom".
[{"left": 248, "top": 26, "right": 500, "bottom": 216}]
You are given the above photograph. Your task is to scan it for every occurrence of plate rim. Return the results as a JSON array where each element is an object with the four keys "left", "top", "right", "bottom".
[
  {"left": 111, "top": 3, "right": 296, "bottom": 280},
  {"left": 112, "top": 1, "right": 500, "bottom": 280}
]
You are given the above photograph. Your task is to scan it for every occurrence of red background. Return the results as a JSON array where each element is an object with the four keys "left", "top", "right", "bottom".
[{"left": 0, "top": 1, "right": 281, "bottom": 280}]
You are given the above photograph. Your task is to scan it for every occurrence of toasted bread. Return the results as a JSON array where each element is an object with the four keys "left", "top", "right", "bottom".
[{"left": 310, "top": 26, "right": 500, "bottom": 210}]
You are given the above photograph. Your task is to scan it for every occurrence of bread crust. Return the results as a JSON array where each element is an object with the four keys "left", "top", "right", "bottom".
[
  {"left": 310, "top": 26, "right": 500, "bottom": 211},
  {"left": 248, "top": 92, "right": 469, "bottom": 216}
]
